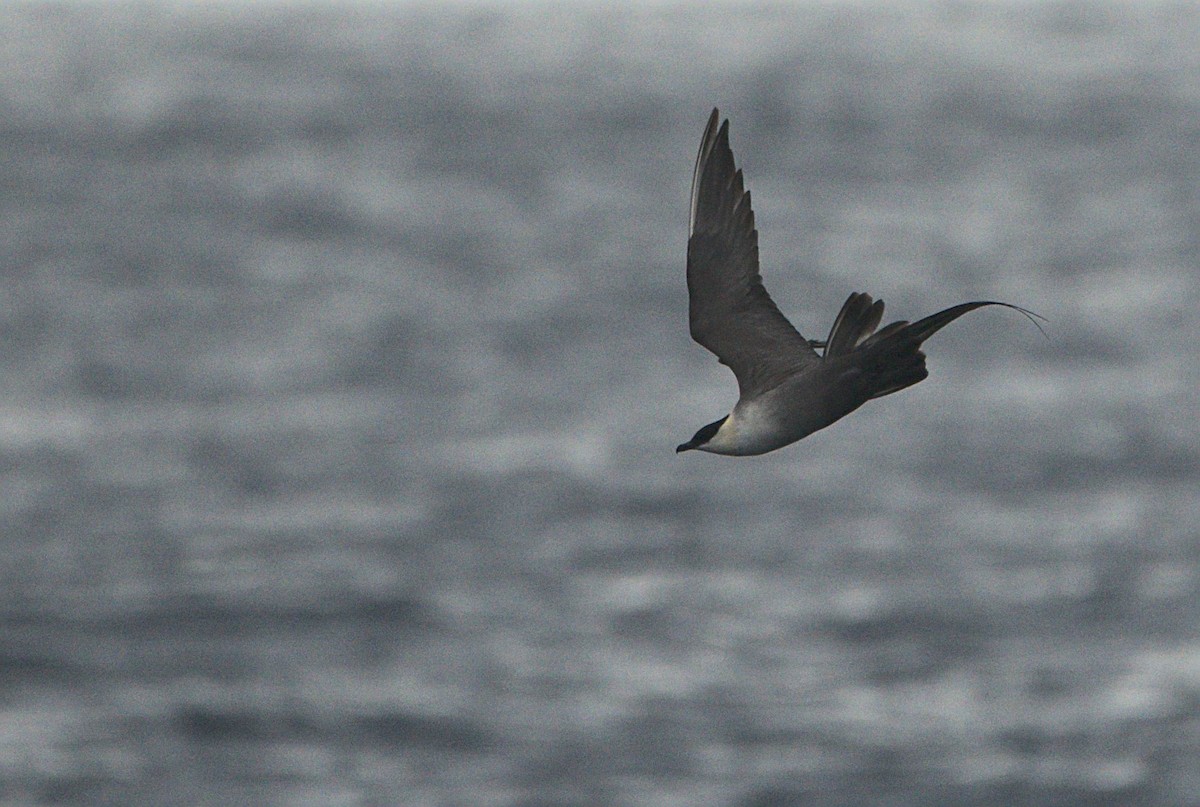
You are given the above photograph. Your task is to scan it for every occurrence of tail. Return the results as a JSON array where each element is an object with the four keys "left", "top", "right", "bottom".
[{"left": 822, "top": 292, "right": 1045, "bottom": 399}]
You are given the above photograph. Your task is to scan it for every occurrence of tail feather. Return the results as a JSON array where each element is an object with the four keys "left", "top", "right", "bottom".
[
  {"left": 857, "top": 320, "right": 908, "bottom": 350},
  {"left": 822, "top": 295, "right": 1045, "bottom": 400},
  {"left": 864, "top": 340, "right": 928, "bottom": 399},
  {"left": 904, "top": 300, "right": 1046, "bottom": 343}
]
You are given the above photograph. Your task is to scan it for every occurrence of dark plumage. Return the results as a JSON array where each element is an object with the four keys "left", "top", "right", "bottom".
[{"left": 679, "top": 108, "right": 1043, "bottom": 456}]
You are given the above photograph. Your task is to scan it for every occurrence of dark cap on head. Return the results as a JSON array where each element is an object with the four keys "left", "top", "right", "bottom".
[{"left": 676, "top": 416, "right": 727, "bottom": 453}]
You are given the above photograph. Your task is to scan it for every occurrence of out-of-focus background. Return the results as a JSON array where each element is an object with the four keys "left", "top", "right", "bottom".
[{"left": 2, "top": 2, "right": 1198, "bottom": 805}]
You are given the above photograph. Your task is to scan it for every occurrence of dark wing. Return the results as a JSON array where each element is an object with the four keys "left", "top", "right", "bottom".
[{"left": 687, "top": 108, "right": 819, "bottom": 397}]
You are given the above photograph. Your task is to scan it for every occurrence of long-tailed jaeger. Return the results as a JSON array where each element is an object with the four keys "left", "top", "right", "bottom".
[{"left": 678, "top": 108, "right": 1042, "bottom": 456}]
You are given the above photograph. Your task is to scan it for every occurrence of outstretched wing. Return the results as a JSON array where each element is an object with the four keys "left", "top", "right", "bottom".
[{"left": 687, "top": 108, "right": 819, "bottom": 397}]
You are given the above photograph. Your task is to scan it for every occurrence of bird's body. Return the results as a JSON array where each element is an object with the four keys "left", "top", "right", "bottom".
[
  {"left": 694, "top": 362, "right": 864, "bottom": 456},
  {"left": 678, "top": 108, "right": 1041, "bottom": 456}
]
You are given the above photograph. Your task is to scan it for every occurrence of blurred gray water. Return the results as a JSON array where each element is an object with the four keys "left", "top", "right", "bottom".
[{"left": 1, "top": 2, "right": 1199, "bottom": 805}]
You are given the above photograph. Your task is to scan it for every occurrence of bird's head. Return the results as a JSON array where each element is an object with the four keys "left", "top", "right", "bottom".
[{"left": 676, "top": 415, "right": 728, "bottom": 453}]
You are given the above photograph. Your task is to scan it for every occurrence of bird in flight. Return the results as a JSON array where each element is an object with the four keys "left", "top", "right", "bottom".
[{"left": 678, "top": 108, "right": 1042, "bottom": 456}]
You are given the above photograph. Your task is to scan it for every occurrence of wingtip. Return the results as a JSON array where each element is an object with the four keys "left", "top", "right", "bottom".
[
  {"left": 690, "top": 107, "right": 728, "bottom": 236},
  {"left": 701, "top": 108, "right": 727, "bottom": 147}
]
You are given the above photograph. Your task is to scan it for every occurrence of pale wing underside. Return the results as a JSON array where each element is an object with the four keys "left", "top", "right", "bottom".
[{"left": 687, "top": 108, "right": 819, "bottom": 397}]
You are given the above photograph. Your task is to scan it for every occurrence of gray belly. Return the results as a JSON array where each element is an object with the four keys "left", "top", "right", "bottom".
[{"left": 737, "top": 366, "right": 873, "bottom": 453}]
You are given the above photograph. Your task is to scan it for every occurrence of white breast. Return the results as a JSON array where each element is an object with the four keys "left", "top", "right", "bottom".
[{"left": 699, "top": 399, "right": 788, "bottom": 456}]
